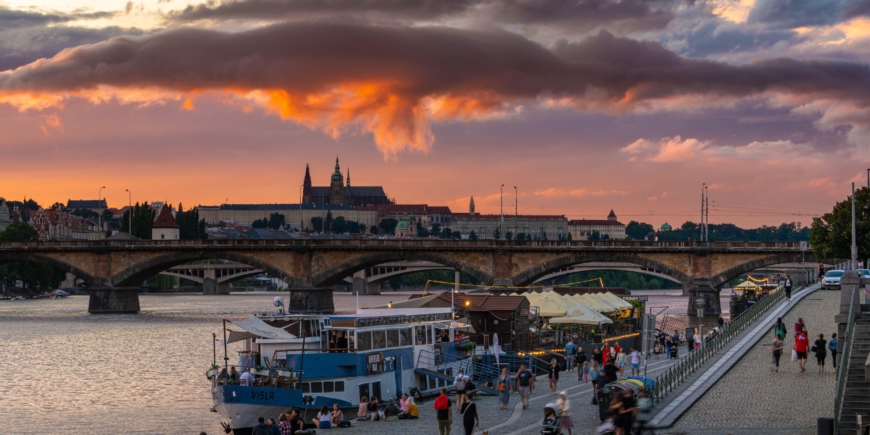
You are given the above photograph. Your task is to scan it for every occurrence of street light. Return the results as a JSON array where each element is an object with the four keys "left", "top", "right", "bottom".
[
  {"left": 299, "top": 184, "right": 304, "bottom": 231},
  {"left": 98, "top": 186, "right": 106, "bottom": 232},
  {"left": 125, "top": 189, "right": 132, "bottom": 235},
  {"left": 514, "top": 186, "right": 518, "bottom": 238}
]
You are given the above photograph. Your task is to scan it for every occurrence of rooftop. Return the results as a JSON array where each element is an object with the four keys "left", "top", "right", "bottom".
[{"left": 569, "top": 219, "right": 624, "bottom": 226}]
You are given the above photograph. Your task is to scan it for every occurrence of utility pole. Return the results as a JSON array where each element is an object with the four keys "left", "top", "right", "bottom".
[
  {"left": 700, "top": 183, "right": 705, "bottom": 241},
  {"left": 705, "top": 184, "right": 709, "bottom": 242},
  {"left": 852, "top": 182, "right": 858, "bottom": 270},
  {"left": 98, "top": 186, "right": 106, "bottom": 233},
  {"left": 125, "top": 189, "right": 132, "bottom": 234},
  {"left": 500, "top": 184, "right": 504, "bottom": 237},
  {"left": 514, "top": 186, "right": 518, "bottom": 238}
]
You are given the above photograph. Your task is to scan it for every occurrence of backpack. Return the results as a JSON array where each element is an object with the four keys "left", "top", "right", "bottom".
[
  {"left": 339, "top": 420, "right": 352, "bottom": 428},
  {"left": 455, "top": 375, "right": 467, "bottom": 390}
]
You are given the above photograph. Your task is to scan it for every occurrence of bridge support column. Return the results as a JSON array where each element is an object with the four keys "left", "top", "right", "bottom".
[
  {"left": 286, "top": 288, "right": 335, "bottom": 313},
  {"left": 353, "top": 270, "right": 380, "bottom": 295},
  {"left": 687, "top": 280, "right": 721, "bottom": 317},
  {"left": 367, "top": 281, "right": 381, "bottom": 295},
  {"left": 217, "top": 282, "right": 231, "bottom": 295},
  {"left": 203, "top": 277, "right": 218, "bottom": 295},
  {"left": 88, "top": 286, "right": 140, "bottom": 314}
]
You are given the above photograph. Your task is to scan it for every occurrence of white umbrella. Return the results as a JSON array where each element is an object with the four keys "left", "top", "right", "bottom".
[{"left": 492, "top": 333, "right": 500, "bottom": 366}]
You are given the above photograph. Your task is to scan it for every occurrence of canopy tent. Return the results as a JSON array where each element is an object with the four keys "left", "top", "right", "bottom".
[
  {"left": 227, "top": 316, "right": 298, "bottom": 343},
  {"left": 589, "top": 293, "right": 625, "bottom": 312},
  {"left": 561, "top": 301, "right": 613, "bottom": 324},
  {"left": 577, "top": 293, "right": 615, "bottom": 313},
  {"left": 599, "top": 292, "right": 633, "bottom": 310},
  {"left": 549, "top": 310, "right": 613, "bottom": 325},
  {"left": 734, "top": 280, "right": 762, "bottom": 290},
  {"left": 531, "top": 298, "right": 567, "bottom": 317}
]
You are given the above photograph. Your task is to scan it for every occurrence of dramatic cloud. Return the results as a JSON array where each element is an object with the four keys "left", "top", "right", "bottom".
[
  {"left": 621, "top": 136, "right": 815, "bottom": 162},
  {"left": 1, "top": 22, "right": 869, "bottom": 157},
  {"left": 747, "top": 0, "right": 851, "bottom": 29}
]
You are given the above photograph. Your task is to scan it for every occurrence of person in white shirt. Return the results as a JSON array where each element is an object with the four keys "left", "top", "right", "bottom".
[
  {"left": 454, "top": 369, "right": 470, "bottom": 409},
  {"left": 239, "top": 370, "right": 253, "bottom": 386},
  {"left": 629, "top": 347, "right": 641, "bottom": 376},
  {"left": 556, "top": 391, "right": 574, "bottom": 435}
]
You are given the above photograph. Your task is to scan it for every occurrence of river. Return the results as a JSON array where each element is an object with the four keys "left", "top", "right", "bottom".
[{"left": 0, "top": 290, "right": 730, "bottom": 434}]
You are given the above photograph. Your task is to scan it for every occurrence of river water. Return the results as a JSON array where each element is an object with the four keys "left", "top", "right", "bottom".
[{"left": 0, "top": 290, "right": 729, "bottom": 434}]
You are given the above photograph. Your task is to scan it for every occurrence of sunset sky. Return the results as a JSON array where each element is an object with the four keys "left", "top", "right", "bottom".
[{"left": 2, "top": 0, "right": 869, "bottom": 228}]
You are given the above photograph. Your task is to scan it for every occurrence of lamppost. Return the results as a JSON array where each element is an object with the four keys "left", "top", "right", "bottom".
[
  {"left": 125, "top": 189, "right": 132, "bottom": 235},
  {"left": 299, "top": 184, "right": 304, "bottom": 231},
  {"left": 514, "top": 186, "right": 518, "bottom": 238},
  {"left": 98, "top": 186, "right": 106, "bottom": 232},
  {"left": 500, "top": 184, "right": 504, "bottom": 237}
]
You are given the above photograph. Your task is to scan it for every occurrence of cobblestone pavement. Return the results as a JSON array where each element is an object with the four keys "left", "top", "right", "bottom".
[{"left": 669, "top": 290, "right": 839, "bottom": 435}]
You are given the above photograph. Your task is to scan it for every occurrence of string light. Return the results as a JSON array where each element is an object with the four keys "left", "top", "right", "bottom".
[{"left": 601, "top": 332, "right": 640, "bottom": 343}]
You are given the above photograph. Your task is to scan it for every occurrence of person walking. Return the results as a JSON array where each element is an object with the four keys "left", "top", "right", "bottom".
[
  {"left": 459, "top": 391, "right": 479, "bottom": 435},
  {"left": 592, "top": 347, "right": 603, "bottom": 366},
  {"left": 515, "top": 363, "right": 534, "bottom": 410},
  {"left": 556, "top": 391, "right": 574, "bottom": 435},
  {"left": 769, "top": 335, "right": 784, "bottom": 372},
  {"left": 615, "top": 348, "right": 626, "bottom": 378},
  {"left": 565, "top": 339, "right": 577, "bottom": 371},
  {"left": 434, "top": 388, "right": 453, "bottom": 435},
  {"left": 785, "top": 275, "right": 793, "bottom": 301},
  {"left": 818, "top": 263, "right": 825, "bottom": 284},
  {"left": 629, "top": 347, "right": 641, "bottom": 376},
  {"left": 814, "top": 333, "right": 827, "bottom": 372},
  {"left": 576, "top": 346, "right": 587, "bottom": 381},
  {"left": 794, "top": 330, "right": 809, "bottom": 372},
  {"left": 589, "top": 361, "right": 600, "bottom": 403},
  {"left": 497, "top": 367, "right": 511, "bottom": 410},
  {"left": 453, "top": 369, "right": 469, "bottom": 409},
  {"left": 252, "top": 417, "right": 271, "bottom": 435},
  {"left": 693, "top": 330, "right": 702, "bottom": 351},
  {"left": 548, "top": 358, "right": 561, "bottom": 393},
  {"left": 830, "top": 333, "right": 839, "bottom": 372},
  {"left": 774, "top": 317, "right": 787, "bottom": 340},
  {"left": 794, "top": 318, "right": 807, "bottom": 335}
]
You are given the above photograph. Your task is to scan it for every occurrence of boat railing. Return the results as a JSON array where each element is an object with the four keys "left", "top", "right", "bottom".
[
  {"left": 209, "top": 364, "right": 305, "bottom": 390},
  {"left": 417, "top": 350, "right": 551, "bottom": 389}
]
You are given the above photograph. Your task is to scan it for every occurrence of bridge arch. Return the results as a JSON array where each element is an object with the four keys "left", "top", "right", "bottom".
[
  {"left": 532, "top": 265, "right": 683, "bottom": 285},
  {"left": 110, "top": 251, "right": 301, "bottom": 287},
  {"left": 310, "top": 252, "right": 493, "bottom": 286},
  {"left": 709, "top": 252, "right": 818, "bottom": 288},
  {"left": 512, "top": 252, "right": 691, "bottom": 287},
  {"left": 0, "top": 252, "right": 96, "bottom": 285}
]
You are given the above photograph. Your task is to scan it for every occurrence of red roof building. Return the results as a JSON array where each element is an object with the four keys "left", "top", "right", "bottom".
[{"left": 152, "top": 205, "right": 180, "bottom": 240}]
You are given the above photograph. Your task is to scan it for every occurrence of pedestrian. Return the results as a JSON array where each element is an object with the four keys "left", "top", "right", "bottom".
[
  {"left": 556, "top": 391, "right": 574, "bottom": 435},
  {"left": 693, "top": 330, "right": 701, "bottom": 351},
  {"left": 617, "top": 389, "right": 637, "bottom": 435},
  {"left": 497, "top": 367, "right": 511, "bottom": 410},
  {"left": 589, "top": 361, "right": 600, "bottom": 402},
  {"left": 718, "top": 317, "right": 725, "bottom": 329},
  {"left": 548, "top": 358, "right": 561, "bottom": 393},
  {"left": 459, "top": 391, "right": 479, "bottom": 435},
  {"left": 774, "top": 317, "right": 787, "bottom": 339},
  {"left": 434, "top": 388, "right": 453, "bottom": 435},
  {"left": 785, "top": 275, "right": 793, "bottom": 301},
  {"left": 454, "top": 369, "right": 469, "bottom": 409},
  {"left": 769, "top": 335, "right": 784, "bottom": 372},
  {"left": 252, "top": 417, "right": 271, "bottom": 435},
  {"left": 267, "top": 418, "right": 280, "bottom": 435},
  {"left": 601, "top": 344, "right": 610, "bottom": 367},
  {"left": 814, "top": 333, "right": 827, "bottom": 372},
  {"left": 576, "top": 346, "right": 587, "bottom": 381},
  {"left": 515, "top": 363, "right": 534, "bottom": 410},
  {"left": 615, "top": 348, "right": 626, "bottom": 378},
  {"left": 565, "top": 339, "right": 577, "bottom": 371},
  {"left": 794, "top": 317, "right": 807, "bottom": 334},
  {"left": 629, "top": 347, "right": 641, "bottom": 376},
  {"left": 664, "top": 334, "right": 672, "bottom": 359},
  {"left": 592, "top": 347, "right": 603, "bottom": 366},
  {"left": 818, "top": 263, "right": 825, "bottom": 284},
  {"left": 581, "top": 360, "right": 590, "bottom": 383},
  {"left": 830, "top": 333, "right": 839, "bottom": 372},
  {"left": 603, "top": 359, "right": 619, "bottom": 384},
  {"left": 794, "top": 330, "right": 809, "bottom": 372},
  {"left": 595, "top": 367, "right": 608, "bottom": 406}
]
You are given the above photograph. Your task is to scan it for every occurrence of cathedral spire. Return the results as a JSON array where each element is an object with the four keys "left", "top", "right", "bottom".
[
  {"left": 469, "top": 196, "right": 476, "bottom": 215},
  {"left": 346, "top": 168, "right": 351, "bottom": 187},
  {"left": 334, "top": 156, "right": 340, "bottom": 173},
  {"left": 304, "top": 164, "right": 312, "bottom": 187}
]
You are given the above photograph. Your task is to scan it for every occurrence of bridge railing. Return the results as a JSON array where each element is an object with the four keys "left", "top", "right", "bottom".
[
  {"left": 0, "top": 239, "right": 811, "bottom": 250},
  {"left": 834, "top": 281, "right": 859, "bottom": 433},
  {"left": 647, "top": 284, "right": 787, "bottom": 403}
]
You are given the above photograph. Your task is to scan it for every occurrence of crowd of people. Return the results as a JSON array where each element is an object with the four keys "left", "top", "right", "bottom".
[{"left": 770, "top": 316, "right": 838, "bottom": 373}]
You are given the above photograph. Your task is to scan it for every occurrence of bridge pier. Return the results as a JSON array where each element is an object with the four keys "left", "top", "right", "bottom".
[
  {"left": 352, "top": 270, "right": 381, "bottom": 295},
  {"left": 88, "top": 286, "right": 140, "bottom": 314},
  {"left": 687, "top": 280, "right": 721, "bottom": 317},
  {"left": 286, "top": 288, "right": 335, "bottom": 313},
  {"left": 203, "top": 278, "right": 231, "bottom": 295}
]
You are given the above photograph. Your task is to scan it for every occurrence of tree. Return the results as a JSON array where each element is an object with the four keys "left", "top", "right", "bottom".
[
  {"left": 325, "top": 211, "right": 334, "bottom": 232},
  {"left": 431, "top": 223, "right": 441, "bottom": 235},
  {"left": 379, "top": 218, "right": 399, "bottom": 234},
  {"left": 540, "top": 231, "right": 548, "bottom": 241},
  {"left": 451, "top": 230, "right": 462, "bottom": 239},
  {"left": 440, "top": 227, "right": 453, "bottom": 239},
  {"left": 0, "top": 221, "right": 39, "bottom": 242},
  {"left": 176, "top": 204, "right": 207, "bottom": 240},
  {"left": 332, "top": 216, "right": 347, "bottom": 233},
  {"left": 71, "top": 208, "right": 99, "bottom": 219},
  {"left": 505, "top": 231, "right": 513, "bottom": 241},
  {"left": 268, "top": 213, "right": 286, "bottom": 230},
  {"left": 252, "top": 218, "right": 268, "bottom": 229},
  {"left": 370, "top": 225, "right": 379, "bottom": 234},
  {"left": 120, "top": 202, "right": 156, "bottom": 239},
  {"left": 516, "top": 233, "right": 526, "bottom": 241},
  {"left": 811, "top": 187, "right": 870, "bottom": 259},
  {"left": 346, "top": 220, "right": 361, "bottom": 234},
  {"left": 311, "top": 217, "right": 324, "bottom": 232},
  {"left": 589, "top": 231, "right": 601, "bottom": 241},
  {"left": 0, "top": 222, "right": 65, "bottom": 290},
  {"left": 7, "top": 199, "right": 39, "bottom": 211},
  {"left": 102, "top": 209, "right": 114, "bottom": 223},
  {"left": 493, "top": 227, "right": 501, "bottom": 240},
  {"left": 626, "top": 221, "right": 655, "bottom": 240},
  {"left": 602, "top": 234, "right": 610, "bottom": 241},
  {"left": 469, "top": 231, "right": 478, "bottom": 241},
  {"left": 417, "top": 222, "right": 430, "bottom": 238}
]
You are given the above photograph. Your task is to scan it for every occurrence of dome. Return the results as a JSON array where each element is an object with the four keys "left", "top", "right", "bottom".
[{"left": 660, "top": 222, "right": 672, "bottom": 230}]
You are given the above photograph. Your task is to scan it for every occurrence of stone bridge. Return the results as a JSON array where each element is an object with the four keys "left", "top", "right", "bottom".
[{"left": 0, "top": 239, "right": 819, "bottom": 315}]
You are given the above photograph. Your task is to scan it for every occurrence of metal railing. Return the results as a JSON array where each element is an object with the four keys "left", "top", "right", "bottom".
[
  {"left": 416, "top": 349, "right": 551, "bottom": 389},
  {"left": 834, "top": 282, "right": 859, "bottom": 434},
  {"left": 648, "top": 284, "right": 787, "bottom": 403}
]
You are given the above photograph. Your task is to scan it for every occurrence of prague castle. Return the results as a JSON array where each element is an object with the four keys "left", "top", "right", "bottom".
[{"left": 302, "top": 158, "right": 392, "bottom": 207}]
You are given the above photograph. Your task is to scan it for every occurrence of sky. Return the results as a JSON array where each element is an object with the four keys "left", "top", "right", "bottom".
[{"left": 1, "top": 0, "right": 869, "bottom": 228}]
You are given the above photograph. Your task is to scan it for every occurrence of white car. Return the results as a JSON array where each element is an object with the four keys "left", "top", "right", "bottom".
[{"left": 823, "top": 270, "right": 844, "bottom": 289}]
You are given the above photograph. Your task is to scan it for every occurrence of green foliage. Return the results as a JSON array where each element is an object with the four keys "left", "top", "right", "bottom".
[
  {"left": 6, "top": 199, "right": 39, "bottom": 211},
  {"left": 332, "top": 216, "right": 347, "bottom": 233},
  {"left": 252, "top": 218, "right": 268, "bottom": 229},
  {"left": 176, "top": 204, "right": 207, "bottom": 240},
  {"left": 120, "top": 202, "right": 156, "bottom": 239},
  {"left": 516, "top": 233, "right": 526, "bottom": 241},
  {"left": 268, "top": 213, "right": 285, "bottom": 230},
  {"left": 71, "top": 208, "right": 99, "bottom": 219},
  {"left": 440, "top": 227, "right": 453, "bottom": 239},
  {"left": 626, "top": 221, "right": 655, "bottom": 240},
  {"left": 654, "top": 221, "right": 810, "bottom": 242},
  {"left": 547, "top": 270, "right": 681, "bottom": 290},
  {"left": 431, "top": 223, "right": 441, "bottom": 235},
  {"left": 146, "top": 274, "right": 176, "bottom": 290},
  {"left": 451, "top": 230, "right": 461, "bottom": 239},
  {"left": 379, "top": 218, "right": 399, "bottom": 234},
  {"left": 589, "top": 231, "right": 601, "bottom": 241},
  {"left": 370, "top": 225, "right": 378, "bottom": 234},
  {"left": 493, "top": 227, "right": 501, "bottom": 240},
  {"left": 0, "top": 221, "right": 39, "bottom": 242},
  {"left": 505, "top": 231, "right": 513, "bottom": 241},
  {"left": 325, "top": 211, "right": 334, "bottom": 232},
  {"left": 469, "top": 231, "right": 478, "bottom": 241},
  {"left": 417, "top": 222, "right": 430, "bottom": 237},
  {"left": 311, "top": 217, "right": 324, "bottom": 232},
  {"left": 810, "top": 187, "right": 870, "bottom": 259},
  {"left": 102, "top": 209, "right": 114, "bottom": 223},
  {"left": 386, "top": 270, "right": 481, "bottom": 290}
]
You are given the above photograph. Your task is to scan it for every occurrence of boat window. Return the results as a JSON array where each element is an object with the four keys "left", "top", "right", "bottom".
[
  {"left": 302, "top": 383, "right": 310, "bottom": 393},
  {"left": 311, "top": 382, "right": 323, "bottom": 393},
  {"left": 387, "top": 329, "right": 399, "bottom": 348},
  {"left": 323, "top": 381, "right": 334, "bottom": 393},
  {"left": 335, "top": 381, "right": 345, "bottom": 392},
  {"left": 358, "top": 332, "right": 372, "bottom": 351},
  {"left": 347, "top": 331, "right": 355, "bottom": 351},
  {"left": 373, "top": 331, "right": 386, "bottom": 349},
  {"left": 415, "top": 326, "right": 428, "bottom": 345},
  {"left": 399, "top": 328, "right": 412, "bottom": 346}
]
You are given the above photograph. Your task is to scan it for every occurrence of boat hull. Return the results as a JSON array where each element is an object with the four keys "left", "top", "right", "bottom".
[{"left": 212, "top": 385, "right": 353, "bottom": 433}]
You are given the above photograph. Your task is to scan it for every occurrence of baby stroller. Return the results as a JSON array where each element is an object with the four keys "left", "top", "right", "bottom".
[{"left": 541, "top": 403, "right": 562, "bottom": 435}]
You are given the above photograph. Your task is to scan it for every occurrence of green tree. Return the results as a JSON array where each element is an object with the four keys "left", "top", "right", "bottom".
[
  {"left": 493, "top": 227, "right": 501, "bottom": 240},
  {"left": 602, "top": 234, "right": 610, "bottom": 241},
  {"left": 71, "top": 208, "right": 99, "bottom": 219},
  {"left": 370, "top": 225, "right": 379, "bottom": 234},
  {"left": 469, "top": 231, "right": 478, "bottom": 241},
  {"left": 101, "top": 209, "right": 114, "bottom": 223},
  {"left": 332, "top": 216, "right": 347, "bottom": 233},
  {"left": 379, "top": 218, "right": 399, "bottom": 234},
  {"left": 325, "top": 211, "right": 334, "bottom": 232},
  {"left": 268, "top": 213, "right": 286, "bottom": 230},
  {"left": 121, "top": 202, "right": 156, "bottom": 239},
  {"left": 252, "top": 218, "right": 268, "bottom": 229},
  {"left": 431, "top": 223, "right": 441, "bottom": 235},
  {"left": 417, "top": 222, "right": 430, "bottom": 237},
  {"left": 589, "top": 231, "right": 601, "bottom": 241},
  {"left": 440, "top": 227, "right": 453, "bottom": 239},
  {"left": 0, "top": 222, "right": 65, "bottom": 290},
  {"left": 311, "top": 217, "right": 324, "bottom": 232},
  {"left": 516, "top": 233, "right": 526, "bottom": 241},
  {"left": 505, "top": 231, "right": 513, "bottom": 241},
  {"left": 346, "top": 221, "right": 361, "bottom": 234},
  {"left": 626, "top": 221, "right": 655, "bottom": 240},
  {"left": 451, "top": 230, "right": 461, "bottom": 239},
  {"left": 7, "top": 199, "right": 39, "bottom": 211},
  {"left": 0, "top": 221, "right": 39, "bottom": 242},
  {"left": 811, "top": 187, "right": 870, "bottom": 259}
]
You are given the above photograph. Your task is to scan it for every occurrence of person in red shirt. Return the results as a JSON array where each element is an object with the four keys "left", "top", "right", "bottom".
[
  {"left": 613, "top": 343, "right": 622, "bottom": 357},
  {"left": 434, "top": 388, "right": 452, "bottom": 435},
  {"left": 794, "top": 331, "right": 809, "bottom": 372}
]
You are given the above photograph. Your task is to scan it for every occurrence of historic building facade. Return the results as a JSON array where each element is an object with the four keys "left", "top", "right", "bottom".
[
  {"left": 453, "top": 197, "right": 569, "bottom": 240},
  {"left": 302, "top": 158, "right": 392, "bottom": 207},
  {"left": 568, "top": 210, "right": 626, "bottom": 240},
  {"left": 0, "top": 199, "right": 10, "bottom": 232}
]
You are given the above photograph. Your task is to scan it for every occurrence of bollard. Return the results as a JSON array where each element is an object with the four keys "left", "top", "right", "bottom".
[{"left": 817, "top": 417, "right": 833, "bottom": 435}]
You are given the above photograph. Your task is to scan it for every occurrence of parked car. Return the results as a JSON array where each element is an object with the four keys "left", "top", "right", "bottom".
[
  {"left": 823, "top": 270, "right": 845, "bottom": 289},
  {"left": 857, "top": 269, "right": 870, "bottom": 279}
]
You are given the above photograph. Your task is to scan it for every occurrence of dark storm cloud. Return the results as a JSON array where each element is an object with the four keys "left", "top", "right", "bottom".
[
  {"left": 663, "top": 19, "right": 799, "bottom": 58},
  {"left": 0, "top": 7, "right": 115, "bottom": 29},
  {"left": 747, "top": 0, "right": 870, "bottom": 28},
  {"left": 168, "top": 0, "right": 683, "bottom": 34},
  {"left": 844, "top": 0, "right": 870, "bottom": 18},
  {"left": 2, "top": 22, "right": 868, "bottom": 102}
]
